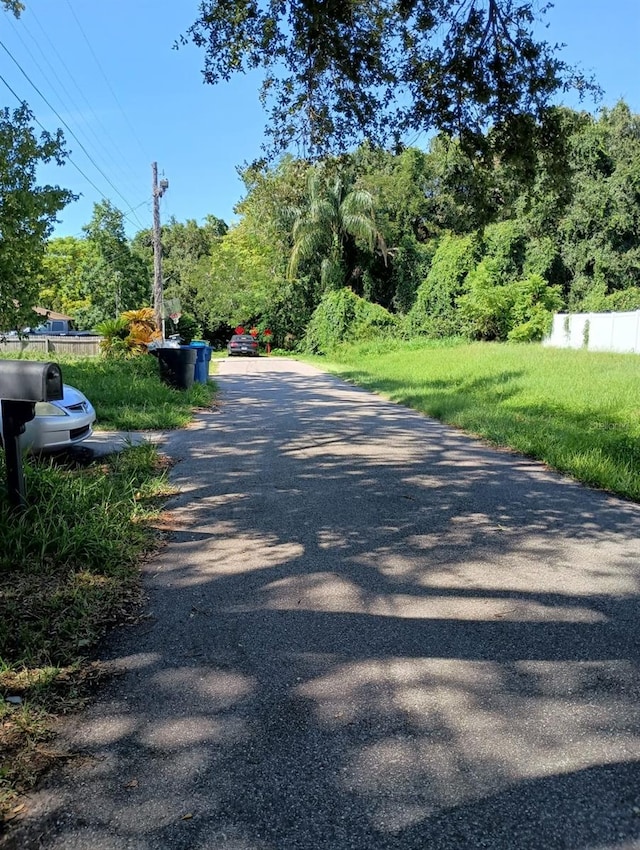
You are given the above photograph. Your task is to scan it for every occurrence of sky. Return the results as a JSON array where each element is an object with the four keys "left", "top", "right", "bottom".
[{"left": 0, "top": 0, "right": 638, "bottom": 241}]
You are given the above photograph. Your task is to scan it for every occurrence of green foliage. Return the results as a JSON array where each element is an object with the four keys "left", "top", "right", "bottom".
[
  {"left": 0, "top": 104, "right": 76, "bottom": 331},
  {"left": 60, "top": 355, "right": 215, "bottom": 430},
  {"left": 36, "top": 102, "right": 640, "bottom": 355},
  {"left": 559, "top": 103, "right": 640, "bottom": 309},
  {"left": 78, "top": 201, "right": 151, "bottom": 326},
  {"left": 458, "top": 268, "right": 562, "bottom": 341},
  {"left": 0, "top": 440, "right": 170, "bottom": 813},
  {"left": 303, "top": 288, "right": 398, "bottom": 354},
  {"left": 95, "top": 316, "right": 130, "bottom": 359},
  {"left": 39, "top": 236, "right": 97, "bottom": 319},
  {"left": 408, "top": 233, "right": 481, "bottom": 337},
  {"left": 288, "top": 166, "right": 386, "bottom": 296},
  {"left": 185, "top": 1, "right": 592, "bottom": 164},
  {"left": 310, "top": 340, "right": 640, "bottom": 502},
  {"left": 195, "top": 220, "right": 275, "bottom": 329}
]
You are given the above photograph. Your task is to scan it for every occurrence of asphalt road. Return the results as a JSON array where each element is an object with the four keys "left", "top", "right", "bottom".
[{"left": 5, "top": 357, "right": 640, "bottom": 849}]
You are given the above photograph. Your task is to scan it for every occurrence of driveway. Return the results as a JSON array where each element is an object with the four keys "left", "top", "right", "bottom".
[{"left": 5, "top": 357, "right": 640, "bottom": 849}]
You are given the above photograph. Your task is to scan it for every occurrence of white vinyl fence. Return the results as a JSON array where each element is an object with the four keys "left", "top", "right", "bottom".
[{"left": 543, "top": 311, "right": 640, "bottom": 355}]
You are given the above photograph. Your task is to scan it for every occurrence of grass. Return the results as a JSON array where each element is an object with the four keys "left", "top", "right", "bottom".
[
  {"left": 307, "top": 338, "right": 640, "bottom": 502},
  {"left": 0, "top": 351, "right": 217, "bottom": 430},
  {"left": 0, "top": 443, "right": 175, "bottom": 821},
  {"left": 0, "top": 352, "right": 216, "bottom": 824}
]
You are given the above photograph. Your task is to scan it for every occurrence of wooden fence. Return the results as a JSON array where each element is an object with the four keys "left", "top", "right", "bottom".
[{"left": 0, "top": 336, "right": 103, "bottom": 357}]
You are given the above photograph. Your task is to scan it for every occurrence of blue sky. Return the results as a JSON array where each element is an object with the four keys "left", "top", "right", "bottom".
[{"left": 0, "top": 1, "right": 638, "bottom": 240}]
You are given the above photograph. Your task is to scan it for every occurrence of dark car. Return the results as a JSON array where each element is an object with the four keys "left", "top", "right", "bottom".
[{"left": 227, "top": 334, "right": 259, "bottom": 356}]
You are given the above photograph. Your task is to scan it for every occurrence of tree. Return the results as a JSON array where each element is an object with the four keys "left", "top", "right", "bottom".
[
  {"left": 0, "top": 104, "right": 76, "bottom": 330},
  {"left": 558, "top": 103, "right": 640, "bottom": 309},
  {"left": 79, "top": 201, "right": 150, "bottom": 326},
  {"left": 288, "top": 167, "right": 386, "bottom": 293},
  {"left": 39, "top": 236, "right": 98, "bottom": 317},
  {"left": 193, "top": 220, "right": 276, "bottom": 331},
  {"left": 184, "top": 0, "right": 594, "bottom": 163},
  {"left": 2, "top": 1, "right": 23, "bottom": 16}
]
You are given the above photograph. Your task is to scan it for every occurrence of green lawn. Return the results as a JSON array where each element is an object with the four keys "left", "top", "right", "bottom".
[
  {"left": 0, "top": 352, "right": 216, "bottom": 430},
  {"left": 308, "top": 339, "right": 640, "bottom": 502}
]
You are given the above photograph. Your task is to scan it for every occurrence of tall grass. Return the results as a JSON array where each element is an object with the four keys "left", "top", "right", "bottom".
[
  {"left": 0, "top": 443, "right": 173, "bottom": 816},
  {"left": 0, "top": 352, "right": 216, "bottom": 430},
  {"left": 313, "top": 340, "right": 640, "bottom": 501}
]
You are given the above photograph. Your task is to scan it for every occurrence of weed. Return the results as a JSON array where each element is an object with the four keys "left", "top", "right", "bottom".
[{"left": 0, "top": 444, "right": 173, "bottom": 821}]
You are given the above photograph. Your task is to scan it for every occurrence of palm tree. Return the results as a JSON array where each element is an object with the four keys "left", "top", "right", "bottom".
[{"left": 288, "top": 169, "right": 386, "bottom": 291}]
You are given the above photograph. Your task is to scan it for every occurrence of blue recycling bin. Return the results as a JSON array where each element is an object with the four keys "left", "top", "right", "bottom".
[{"left": 190, "top": 340, "right": 212, "bottom": 384}]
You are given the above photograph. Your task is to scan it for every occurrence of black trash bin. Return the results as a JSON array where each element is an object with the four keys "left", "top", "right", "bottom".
[{"left": 157, "top": 346, "right": 197, "bottom": 390}]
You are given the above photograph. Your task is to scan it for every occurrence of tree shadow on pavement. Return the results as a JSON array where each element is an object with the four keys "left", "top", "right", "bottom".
[{"left": 4, "top": 364, "right": 640, "bottom": 850}]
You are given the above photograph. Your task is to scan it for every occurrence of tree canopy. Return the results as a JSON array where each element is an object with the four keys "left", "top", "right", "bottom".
[
  {"left": 0, "top": 104, "right": 75, "bottom": 331},
  {"left": 185, "top": 0, "right": 594, "bottom": 161}
]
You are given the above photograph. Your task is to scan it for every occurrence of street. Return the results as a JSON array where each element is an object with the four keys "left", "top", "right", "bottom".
[{"left": 6, "top": 356, "right": 640, "bottom": 849}]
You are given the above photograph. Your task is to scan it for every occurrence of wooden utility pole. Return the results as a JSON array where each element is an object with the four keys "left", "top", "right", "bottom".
[{"left": 152, "top": 162, "right": 168, "bottom": 336}]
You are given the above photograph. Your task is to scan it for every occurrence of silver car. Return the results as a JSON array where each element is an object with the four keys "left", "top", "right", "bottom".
[{"left": 0, "top": 384, "right": 96, "bottom": 453}]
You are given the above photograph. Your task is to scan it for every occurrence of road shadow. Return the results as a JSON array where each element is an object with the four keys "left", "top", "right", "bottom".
[{"left": 4, "top": 363, "right": 640, "bottom": 849}]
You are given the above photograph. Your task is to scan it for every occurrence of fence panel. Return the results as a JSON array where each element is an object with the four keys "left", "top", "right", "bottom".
[
  {"left": 0, "top": 336, "right": 102, "bottom": 357},
  {"left": 544, "top": 312, "right": 640, "bottom": 354}
]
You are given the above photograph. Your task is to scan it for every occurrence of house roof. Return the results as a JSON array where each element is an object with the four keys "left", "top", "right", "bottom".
[{"left": 32, "top": 306, "right": 73, "bottom": 321}]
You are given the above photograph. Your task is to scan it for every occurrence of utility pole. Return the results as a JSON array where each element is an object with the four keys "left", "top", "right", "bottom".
[{"left": 152, "top": 162, "right": 169, "bottom": 337}]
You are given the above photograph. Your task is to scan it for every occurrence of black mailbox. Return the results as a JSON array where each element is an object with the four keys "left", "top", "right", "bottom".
[
  {"left": 0, "top": 360, "right": 63, "bottom": 402},
  {"left": 0, "top": 359, "right": 64, "bottom": 508}
]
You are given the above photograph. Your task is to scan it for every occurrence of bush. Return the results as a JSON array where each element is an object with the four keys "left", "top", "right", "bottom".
[
  {"left": 458, "top": 269, "right": 563, "bottom": 341},
  {"left": 407, "top": 232, "right": 481, "bottom": 336},
  {"left": 303, "top": 288, "right": 398, "bottom": 354}
]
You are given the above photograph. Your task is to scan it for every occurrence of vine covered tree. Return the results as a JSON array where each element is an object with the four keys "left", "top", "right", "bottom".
[{"left": 185, "top": 0, "right": 595, "bottom": 162}]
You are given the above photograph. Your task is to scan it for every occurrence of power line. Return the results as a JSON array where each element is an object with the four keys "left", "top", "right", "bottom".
[
  {"left": 0, "top": 37, "right": 146, "bottom": 230},
  {"left": 0, "top": 70, "right": 149, "bottom": 235},
  {"left": 64, "top": 0, "right": 149, "bottom": 161},
  {"left": 6, "top": 6, "right": 141, "bottom": 193}
]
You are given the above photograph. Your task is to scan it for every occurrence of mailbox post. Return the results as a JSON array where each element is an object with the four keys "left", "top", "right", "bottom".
[{"left": 0, "top": 360, "right": 63, "bottom": 508}]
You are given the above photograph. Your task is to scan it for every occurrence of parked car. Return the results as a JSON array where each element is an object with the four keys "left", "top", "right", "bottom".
[
  {"left": 31, "top": 319, "right": 97, "bottom": 336},
  {"left": 0, "top": 384, "right": 96, "bottom": 453},
  {"left": 227, "top": 334, "right": 259, "bottom": 357}
]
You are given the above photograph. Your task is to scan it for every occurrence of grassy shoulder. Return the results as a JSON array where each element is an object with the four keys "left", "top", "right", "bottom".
[
  {"left": 305, "top": 338, "right": 640, "bottom": 502},
  {"left": 0, "top": 443, "right": 175, "bottom": 822},
  {"left": 0, "top": 354, "right": 217, "bottom": 824},
  {"left": 0, "top": 352, "right": 217, "bottom": 430}
]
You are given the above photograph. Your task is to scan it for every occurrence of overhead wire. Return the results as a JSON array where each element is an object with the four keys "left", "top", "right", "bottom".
[
  {"left": 0, "top": 69, "right": 148, "bottom": 236},
  {"left": 0, "top": 36, "right": 147, "bottom": 230},
  {"left": 5, "top": 7, "right": 141, "bottom": 193},
  {"left": 64, "top": 0, "right": 149, "bottom": 161}
]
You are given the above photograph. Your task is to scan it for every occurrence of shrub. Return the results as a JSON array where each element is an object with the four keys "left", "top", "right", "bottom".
[
  {"left": 407, "top": 232, "right": 481, "bottom": 337},
  {"left": 459, "top": 269, "right": 563, "bottom": 341},
  {"left": 303, "top": 288, "right": 398, "bottom": 354}
]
